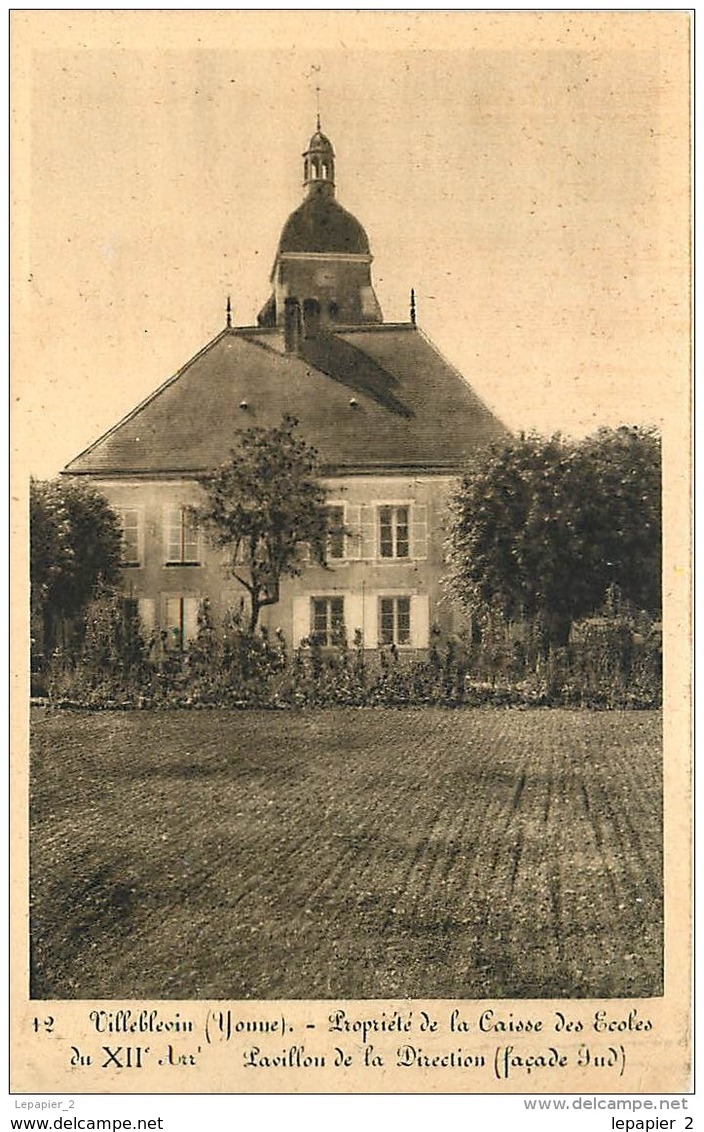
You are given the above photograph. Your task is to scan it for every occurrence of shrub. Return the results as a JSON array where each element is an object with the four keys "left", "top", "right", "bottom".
[{"left": 39, "top": 592, "right": 661, "bottom": 711}]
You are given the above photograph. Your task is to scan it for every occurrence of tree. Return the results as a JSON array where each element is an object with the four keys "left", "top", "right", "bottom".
[
  {"left": 30, "top": 477, "right": 123, "bottom": 652},
  {"left": 446, "top": 427, "right": 661, "bottom": 646},
  {"left": 194, "top": 416, "right": 331, "bottom": 633}
]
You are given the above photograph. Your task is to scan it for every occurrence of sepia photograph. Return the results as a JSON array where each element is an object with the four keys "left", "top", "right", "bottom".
[{"left": 12, "top": 10, "right": 690, "bottom": 1094}]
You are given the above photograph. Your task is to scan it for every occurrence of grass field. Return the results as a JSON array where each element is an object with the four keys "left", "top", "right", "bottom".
[{"left": 29, "top": 707, "right": 662, "bottom": 1000}]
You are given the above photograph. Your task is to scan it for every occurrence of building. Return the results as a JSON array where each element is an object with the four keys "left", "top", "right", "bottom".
[{"left": 63, "top": 120, "right": 506, "bottom": 652}]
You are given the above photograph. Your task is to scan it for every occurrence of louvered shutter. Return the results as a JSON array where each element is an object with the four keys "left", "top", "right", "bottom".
[
  {"left": 410, "top": 593, "right": 430, "bottom": 649},
  {"left": 360, "top": 505, "right": 376, "bottom": 560},
  {"left": 345, "top": 593, "right": 365, "bottom": 645},
  {"left": 363, "top": 592, "right": 379, "bottom": 648},
  {"left": 120, "top": 508, "right": 141, "bottom": 565},
  {"left": 183, "top": 597, "right": 200, "bottom": 643},
  {"left": 164, "top": 596, "right": 182, "bottom": 650},
  {"left": 411, "top": 504, "right": 428, "bottom": 561},
  {"left": 164, "top": 506, "right": 181, "bottom": 563},
  {"left": 292, "top": 595, "right": 310, "bottom": 646},
  {"left": 183, "top": 512, "right": 199, "bottom": 563},
  {"left": 345, "top": 504, "right": 361, "bottom": 560},
  {"left": 137, "top": 598, "right": 155, "bottom": 633}
]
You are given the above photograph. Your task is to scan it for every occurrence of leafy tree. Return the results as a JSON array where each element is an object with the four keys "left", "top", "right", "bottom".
[
  {"left": 574, "top": 426, "right": 661, "bottom": 614},
  {"left": 194, "top": 416, "right": 331, "bottom": 633},
  {"left": 30, "top": 477, "right": 123, "bottom": 652},
  {"left": 446, "top": 427, "right": 661, "bottom": 646}
]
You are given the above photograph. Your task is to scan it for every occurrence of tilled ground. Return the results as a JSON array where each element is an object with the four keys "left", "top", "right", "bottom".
[{"left": 29, "top": 707, "right": 662, "bottom": 1000}]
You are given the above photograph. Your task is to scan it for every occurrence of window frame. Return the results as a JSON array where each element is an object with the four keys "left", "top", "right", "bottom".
[
  {"left": 118, "top": 506, "right": 143, "bottom": 568},
  {"left": 378, "top": 594, "right": 412, "bottom": 647},
  {"left": 161, "top": 594, "right": 200, "bottom": 652},
  {"left": 325, "top": 502, "right": 347, "bottom": 562},
  {"left": 310, "top": 594, "right": 346, "bottom": 647},
  {"left": 376, "top": 502, "right": 411, "bottom": 561},
  {"left": 164, "top": 505, "right": 202, "bottom": 567}
]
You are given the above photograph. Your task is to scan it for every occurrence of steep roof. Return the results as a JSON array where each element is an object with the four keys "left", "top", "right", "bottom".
[{"left": 64, "top": 324, "right": 506, "bottom": 477}]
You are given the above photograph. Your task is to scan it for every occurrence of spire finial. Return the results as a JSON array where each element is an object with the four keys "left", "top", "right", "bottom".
[
  {"left": 315, "top": 83, "right": 321, "bottom": 131},
  {"left": 410, "top": 288, "right": 416, "bottom": 326},
  {"left": 226, "top": 295, "right": 232, "bottom": 329}
]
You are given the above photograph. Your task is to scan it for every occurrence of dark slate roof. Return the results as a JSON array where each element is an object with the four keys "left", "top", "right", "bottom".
[
  {"left": 64, "top": 324, "right": 507, "bottom": 477},
  {"left": 305, "top": 129, "right": 334, "bottom": 155},
  {"left": 278, "top": 194, "right": 370, "bottom": 256}
]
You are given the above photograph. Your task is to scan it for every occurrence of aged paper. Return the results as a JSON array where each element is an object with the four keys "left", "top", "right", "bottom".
[{"left": 11, "top": 11, "right": 691, "bottom": 1095}]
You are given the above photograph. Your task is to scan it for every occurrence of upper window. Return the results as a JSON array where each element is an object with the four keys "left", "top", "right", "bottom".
[
  {"left": 379, "top": 505, "right": 409, "bottom": 559},
  {"left": 379, "top": 596, "right": 411, "bottom": 646},
  {"left": 119, "top": 508, "right": 141, "bottom": 566},
  {"left": 165, "top": 506, "right": 200, "bottom": 565},
  {"left": 311, "top": 596, "right": 345, "bottom": 647},
  {"left": 326, "top": 506, "right": 345, "bottom": 560}
]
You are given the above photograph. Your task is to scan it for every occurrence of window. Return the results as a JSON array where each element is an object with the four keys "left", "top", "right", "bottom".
[
  {"left": 326, "top": 506, "right": 345, "bottom": 560},
  {"left": 379, "top": 596, "right": 411, "bottom": 646},
  {"left": 379, "top": 505, "right": 409, "bottom": 559},
  {"left": 163, "top": 596, "right": 199, "bottom": 651},
  {"left": 165, "top": 506, "right": 200, "bottom": 565},
  {"left": 122, "top": 596, "right": 139, "bottom": 624},
  {"left": 311, "top": 596, "right": 345, "bottom": 646},
  {"left": 119, "top": 508, "right": 141, "bottom": 566}
]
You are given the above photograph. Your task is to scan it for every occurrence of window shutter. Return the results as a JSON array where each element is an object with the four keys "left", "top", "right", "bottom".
[
  {"left": 120, "top": 508, "right": 141, "bottom": 565},
  {"left": 360, "top": 505, "right": 376, "bottom": 560},
  {"left": 292, "top": 595, "right": 310, "bottom": 646},
  {"left": 345, "top": 593, "right": 365, "bottom": 644},
  {"left": 164, "top": 596, "right": 178, "bottom": 629},
  {"left": 164, "top": 506, "right": 180, "bottom": 563},
  {"left": 164, "top": 596, "right": 182, "bottom": 647},
  {"left": 137, "top": 597, "right": 155, "bottom": 633},
  {"left": 411, "top": 504, "right": 428, "bottom": 561},
  {"left": 183, "top": 512, "right": 199, "bottom": 563},
  {"left": 297, "top": 541, "right": 311, "bottom": 564},
  {"left": 183, "top": 597, "right": 200, "bottom": 643},
  {"left": 410, "top": 593, "right": 430, "bottom": 649},
  {"left": 345, "top": 504, "right": 361, "bottom": 560},
  {"left": 363, "top": 592, "right": 379, "bottom": 648}
]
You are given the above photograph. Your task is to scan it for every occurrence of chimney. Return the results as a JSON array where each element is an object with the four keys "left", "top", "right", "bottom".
[
  {"left": 284, "top": 297, "right": 302, "bottom": 353},
  {"left": 302, "top": 298, "right": 321, "bottom": 339}
]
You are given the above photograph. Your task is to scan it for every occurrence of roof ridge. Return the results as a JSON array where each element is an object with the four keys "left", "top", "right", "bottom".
[
  {"left": 338, "top": 322, "right": 415, "bottom": 334},
  {"left": 62, "top": 327, "right": 231, "bottom": 474}
]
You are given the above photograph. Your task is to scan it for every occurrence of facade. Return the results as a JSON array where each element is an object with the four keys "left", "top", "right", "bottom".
[{"left": 63, "top": 121, "right": 506, "bottom": 652}]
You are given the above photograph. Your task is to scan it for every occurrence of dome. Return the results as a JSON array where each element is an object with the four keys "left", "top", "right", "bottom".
[
  {"left": 305, "top": 129, "right": 334, "bottom": 155},
  {"left": 278, "top": 194, "right": 370, "bottom": 256}
]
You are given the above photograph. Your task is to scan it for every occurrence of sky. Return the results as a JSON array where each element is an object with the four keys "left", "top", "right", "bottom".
[{"left": 13, "top": 11, "right": 690, "bottom": 479}]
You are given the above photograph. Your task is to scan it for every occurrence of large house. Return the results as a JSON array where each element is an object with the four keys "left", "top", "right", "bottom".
[{"left": 64, "top": 121, "right": 506, "bottom": 652}]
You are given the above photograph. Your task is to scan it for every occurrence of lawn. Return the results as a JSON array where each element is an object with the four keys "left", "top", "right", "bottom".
[{"left": 29, "top": 707, "right": 662, "bottom": 1000}]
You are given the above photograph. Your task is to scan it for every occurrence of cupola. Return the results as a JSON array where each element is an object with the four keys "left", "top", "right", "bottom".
[
  {"left": 257, "top": 118, "right": 383, "bottom": 332},
  {"left": 303, "top": 122, "right": 335, "bottom": 196}
]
